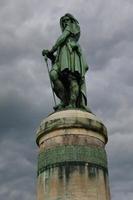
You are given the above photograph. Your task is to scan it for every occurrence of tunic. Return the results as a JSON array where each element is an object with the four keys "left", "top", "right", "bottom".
[
  {"left": 51, "top": 23, "right": 88, "bottom": 106},
  {"left": 51, "top": 24, "right": 88, "bottom": 77}
]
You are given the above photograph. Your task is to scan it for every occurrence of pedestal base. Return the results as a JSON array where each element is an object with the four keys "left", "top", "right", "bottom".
[{"left": 36, "top": 110, "right": 110, "bottom": 200}]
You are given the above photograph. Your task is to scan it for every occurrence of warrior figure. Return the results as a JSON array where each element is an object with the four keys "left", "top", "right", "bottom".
[{"left": 42, "top": 13, "right": 89, "bottom": 111}]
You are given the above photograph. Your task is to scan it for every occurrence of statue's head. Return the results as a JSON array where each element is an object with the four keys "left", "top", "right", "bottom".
[{"left": 60, "top": 13, "right": 79, "bottom": 32}]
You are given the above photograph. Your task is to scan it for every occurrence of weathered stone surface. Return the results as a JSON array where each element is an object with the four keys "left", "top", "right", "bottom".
[
  {"left": 39, "top": 131, "right": 104, "bottom": 150},
  {"left": 36, "top": 110, "right": 110, "bottom": 200},
  {"left": 36, "top": 110, "right": 108, "bottom": 146},
  {"left": 37, "top": 165, "right": 110, "bottom": 200}
]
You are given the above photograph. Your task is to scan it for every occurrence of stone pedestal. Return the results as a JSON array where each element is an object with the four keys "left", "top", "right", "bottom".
[{"left": 36, "top": 109, "right": 110, "bottom": 200}]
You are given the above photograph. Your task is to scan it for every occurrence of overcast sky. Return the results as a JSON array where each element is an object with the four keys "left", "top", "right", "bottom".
[{"left": 0, "top": 0, "right": 133, "bottom": 199}]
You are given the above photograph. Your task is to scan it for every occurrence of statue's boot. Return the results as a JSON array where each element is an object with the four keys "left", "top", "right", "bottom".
[{"left": 54, "top": 102, "right": 65, "bottom": 111}]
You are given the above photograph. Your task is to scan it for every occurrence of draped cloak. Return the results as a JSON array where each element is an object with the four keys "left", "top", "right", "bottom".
[{"left": 51, "top": 19, "right": 89, "bottom": 106}]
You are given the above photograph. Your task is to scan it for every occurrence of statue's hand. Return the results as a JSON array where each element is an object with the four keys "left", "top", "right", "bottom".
[
  {"left": 49, "top": 49, "right": 54, "bottom": 54},
  {"left": 42, "top": 49, "right": 49, "bottom": 57},
  {"left": 42, "top": 49, "right": 56, "bottom": 63}
]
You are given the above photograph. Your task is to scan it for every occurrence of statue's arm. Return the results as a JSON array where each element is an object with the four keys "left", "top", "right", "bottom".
[{"left": 50, "top": 29, "right": 70, "bottom": 53}]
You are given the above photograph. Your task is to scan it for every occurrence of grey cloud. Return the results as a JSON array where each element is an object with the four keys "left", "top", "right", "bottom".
[
  {"left": 78, "top": 0, "right": 133, "bottom": 70},
  {"left": 0, "top": 0, "right": 133, "bottom": 199},
  {"left": 107, "top": 134, "right": 133, "bottom": 199},
  {"left": 0, "top": 137, "right": 36, "bottom": 200}
]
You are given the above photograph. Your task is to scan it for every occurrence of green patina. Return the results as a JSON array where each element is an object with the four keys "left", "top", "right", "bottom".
[
  {"left": 36, "top": 116, "right": 107, "bottom": 146},
  {"left": 42, "top": 13, "right": 89, "bottom": 111},
  {"left": 37, "top": 145, "right": 107, "bottom": 175}
]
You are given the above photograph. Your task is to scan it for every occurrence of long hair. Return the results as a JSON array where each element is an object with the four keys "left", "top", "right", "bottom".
[{"left": 60, "top": 13, "right": 80, "bottom": 33}]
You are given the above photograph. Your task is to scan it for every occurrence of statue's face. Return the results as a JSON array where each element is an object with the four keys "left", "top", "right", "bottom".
[{"left": 62, "top": 16, "right": 71, "bottom": 28}]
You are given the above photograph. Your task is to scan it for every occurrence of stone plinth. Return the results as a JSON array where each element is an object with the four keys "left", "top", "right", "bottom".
[{"left": 36, "top": 109, "right": 110, "bottom": 200}]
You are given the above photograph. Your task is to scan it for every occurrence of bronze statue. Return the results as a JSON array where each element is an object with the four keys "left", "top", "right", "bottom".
[{"left": 42, "top": 13, "right": 90, "bottom": 111}]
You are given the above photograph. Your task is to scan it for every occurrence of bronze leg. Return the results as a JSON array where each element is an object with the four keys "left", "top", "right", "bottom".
[
  {"left": 69, "top": 79, "right": 79, "bottom": 107},
  {"left": 50, "top": 69, "right": 67, "bottom": 107}
]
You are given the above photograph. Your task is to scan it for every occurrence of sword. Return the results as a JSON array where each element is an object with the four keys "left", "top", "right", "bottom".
[{"left": 43, "top": 55, "right": 57, "bottom": 107}]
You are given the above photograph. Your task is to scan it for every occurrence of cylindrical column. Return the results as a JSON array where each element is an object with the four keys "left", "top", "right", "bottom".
[{"left": 36, "top": 110, "right": 110, "bottom": 200}]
